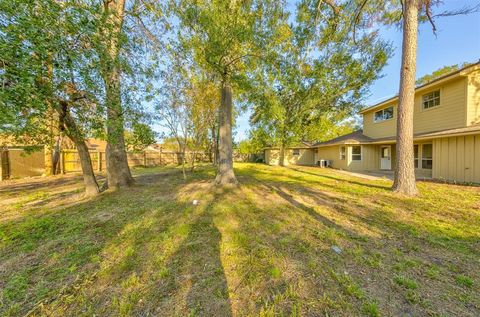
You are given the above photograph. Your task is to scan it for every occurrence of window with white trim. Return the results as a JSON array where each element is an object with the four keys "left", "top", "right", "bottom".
[
  {"left": 351, "top": 146, "right": 362, "bottom": 161},
  {"left": 422, "top": 90, "right": 440, "bottom": 109},
  {"left": 339, "top": 146, "right": 346, "bottom": 160},
  {"left": 422, "top": 144, "right": 433, "bottom": 169},
  {"left": 292, "top": 149, "right": 300, "bottom": 156},
  {"left": 374, "top": 106, "right": 394, "bottom": 122},
  {"left": 414, "top": 145, "right": 419, "bottom": 168}
]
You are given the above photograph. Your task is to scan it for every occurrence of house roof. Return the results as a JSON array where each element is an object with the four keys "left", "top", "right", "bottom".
[
  {"left": 312, "top": 125, "right": 480, "bottom": 148},
  {"left": 313, "top": 130, "right": 373, "bottom": 147},
  {"left": 359, "top": 61, "right": 480, "bottom": 114},
  {"left": 414, "top": 125, "right": 480, "bottom": 139}
]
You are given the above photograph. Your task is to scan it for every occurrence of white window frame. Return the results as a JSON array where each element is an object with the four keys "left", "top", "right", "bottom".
[
  {"left": 292, "top": 149, "right": 300, "bottom": 156},
  {"left": 339, "top": 146, "right": 346, "bottom": 160},
  {"left": 373, "top": 106, "right": 394, "bottom": 123},
  {"left": 351, "top": 146, "right": 362, "bottom": 161},
  {"left": 422, "top": 90, "right": 440, "bottom": 110},
  {"left": 421, "top": 144, "right": 433, "bottom": 169}
]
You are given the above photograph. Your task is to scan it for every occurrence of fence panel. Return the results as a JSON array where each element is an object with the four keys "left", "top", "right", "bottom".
[
  {"left": 1, "top": 151, "right": 9, "bottom": 180},
  {"left": 7, "top": 148, "right": 45, "bottom": 178},
  {"left": 1, "top": 148, "right": 213, "bottom": 180}
]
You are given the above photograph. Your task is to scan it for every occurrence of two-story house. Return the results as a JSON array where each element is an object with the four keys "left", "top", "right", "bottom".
[{"left": 265, "top": 62, "right": 480, "bottom": 184}]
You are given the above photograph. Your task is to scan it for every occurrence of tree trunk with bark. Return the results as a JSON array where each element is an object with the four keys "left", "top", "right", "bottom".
[
  {"left": 215, "top": 81, "right": 237, "bottom": 184},
  {"left": 52, "top": 135, "right": 62, "bottom": 174},
  {"left": 102, "top": 0, "right": 134, "bottom": 190},
  {"left": 75, "top": 140, "right": 101, "bottom": 197},
  {"left": 392, "top": 0, "right": 419, "bottom": 196},
  {"left": 57, "top": 102, "right": 100, "bottom": 196}
]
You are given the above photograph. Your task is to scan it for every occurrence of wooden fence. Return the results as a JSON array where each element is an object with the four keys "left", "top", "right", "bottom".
[
  {"left": 0, "top": 147, "right": 263, "bottom": 180},
  {"left": 0, "top": 148, "right": 209, "bottom": 180},
  {"left": 60, "top": 150, "right": 209, "bottom": 173}
]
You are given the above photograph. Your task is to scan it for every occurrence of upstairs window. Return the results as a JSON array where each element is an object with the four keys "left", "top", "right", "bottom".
[
  {"left": 339, "top": 146, "right": 346, "bottom": 160},
  {"left": 292, "top": 149, "right": 300, "bottom": 156},
  {"left": 351, "top": 146, "right": 362, "bottom": 161},
  {"left": 422, "top": 90, "right": 440, "bottom": 109},
  {"left": 374, "top": 106, "right": 394, "bottom": 122}
]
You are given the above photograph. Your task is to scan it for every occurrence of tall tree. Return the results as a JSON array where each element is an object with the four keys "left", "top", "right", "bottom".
[
  {"left": 99, "top": 0, "right": 134, "bottom": 190},
  {"left": 0, "top": 0, "right": 102, "bottom": 196},
  {"left": 350, "top": 0, "right": 478, "bottom": 195},
  {"left": 172, "top": 0, "right": 285, "bottom": 184},
  {"left": 249, "top": 2, "right": 389, "bottom": 166},
  {"left": 392, "top": 0, "right": 419, "bottom": 195}
]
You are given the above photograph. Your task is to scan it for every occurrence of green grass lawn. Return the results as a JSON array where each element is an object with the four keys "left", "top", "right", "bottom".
[{"left": 1, "top": 163, "right": 479, "bottom": 316}]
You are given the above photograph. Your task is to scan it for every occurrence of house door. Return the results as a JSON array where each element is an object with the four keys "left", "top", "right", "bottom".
[
  {"left": 313, "top": 152, "right": 318, "bottom": 166},
  {"left": 380, "top": 146, "right": 391, "bottom": 170}
]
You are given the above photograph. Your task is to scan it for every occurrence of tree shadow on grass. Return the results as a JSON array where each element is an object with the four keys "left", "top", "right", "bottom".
[
  {"left": 0, "top": 170, "right": 205, "bottom": 316},
  {"left": 261, "top": 182, "right": 361, "bottom": 240},
  {"left": 140, "top": 208, "right": 232, "bottom": 316},
  {"left": 286, "top": 166, "right": 391, "bottom": 190}
]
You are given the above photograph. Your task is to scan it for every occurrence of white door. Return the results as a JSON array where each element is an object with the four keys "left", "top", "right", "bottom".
[
  {"left": 313, "top": 152, "right": 318, "bottom": 166},
  {"left": 380, "top": 146, "right": 391, "bottom": 170}
]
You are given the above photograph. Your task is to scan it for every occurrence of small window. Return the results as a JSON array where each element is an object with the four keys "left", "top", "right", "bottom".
[
  {"left": 374, "top": 106, "right": 394, "bottom": 122},
  {"left": 422, "top": 90, "right": 440, "bottom": 110},
  {"left": 292, "top": 149, "right": 300, "bottom": 156},
  {"left": 339, "top": 146, "right": 346, "bottom": 160},
  {"left": 422, "top": 144, "right": 433, "bottom": 169},
  {"left": 414, "top": 145, "right": 419, "bottom": 168},
  {"left": 351, "top": 146, "right": 362, "bottom": 161}
]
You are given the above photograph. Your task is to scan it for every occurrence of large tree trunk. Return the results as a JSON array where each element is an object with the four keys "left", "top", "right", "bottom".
[
  {"left": 102, "top": 0, "right": 134, "bottom": 190},
  {"left": 52, "top": 135, "right": 62, "bottom": 174},
  {"left": 215, "top": 81, "right": 237, "bottom": 185},
  {"left": 392, "top": 0, "right": 419, "bottom": 196},
  {"left": 56, "top": 102, "right": 100, "bottom": 196},
  {"left": 75, "top": 140, "right": 101, "bottom": 197}
]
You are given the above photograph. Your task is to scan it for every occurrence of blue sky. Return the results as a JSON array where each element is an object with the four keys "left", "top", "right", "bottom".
[{"left": 234, "top": 1, "right": 480, "bottom": 141}]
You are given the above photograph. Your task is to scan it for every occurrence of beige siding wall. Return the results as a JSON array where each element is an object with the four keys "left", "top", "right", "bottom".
[
  {"left": 466, "top": 71, "right": 480, "bottom": 126},
  {"left": 316, "top": 145, "right": 379, "bottom": 171},
  {"left": 433, "top": 134, "right": 480, "bottom": 184},
  {"left": 363, "top": 105, "right": 397, "bottom": 138},
  {"left": 317, "top": 145, "right": 347, "bottom": 169},
  {"left": 265, "top": 148, "right": 314, "bottom": 166},
  {"left": 414, "top": 78, "right": 467, "bottom": 133},
  {"left": 363, "top": 77, "right": 468, "bottom": 138},
  {"left": 347, "top": 145, "right": 379, "bottom": 171}
]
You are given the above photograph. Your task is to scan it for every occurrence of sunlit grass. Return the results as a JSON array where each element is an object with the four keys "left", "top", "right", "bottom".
[{"left": 0, "top": 163, "right": 479, "bottom": 316}]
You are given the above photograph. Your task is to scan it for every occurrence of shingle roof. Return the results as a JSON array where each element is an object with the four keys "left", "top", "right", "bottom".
[
  {"left": 313, "top": 130, "right": 373, "bottom": 147},
  {"left": 314, "top": 125, "right": 480, "bottom": 147}
]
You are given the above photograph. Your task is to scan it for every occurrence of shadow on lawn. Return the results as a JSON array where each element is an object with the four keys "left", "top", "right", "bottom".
[
  {"left": 0, "top": 169, "right": 232, "bottom": 316},
  {"left": 1, "top": 164, "right": 479, "bottom": 316},
  {"left": 286, "top": 166, "right": 391, "bottom": 190}
]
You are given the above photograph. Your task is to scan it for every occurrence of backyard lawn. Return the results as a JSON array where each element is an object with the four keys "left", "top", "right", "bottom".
[{"left": 0, "top": 163, "right": 479, "bottom": 316}]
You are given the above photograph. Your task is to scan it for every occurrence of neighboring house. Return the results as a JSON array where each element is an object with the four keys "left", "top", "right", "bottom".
[{"left": 265, "top": 62, "right": 480, "bottom": 184}]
